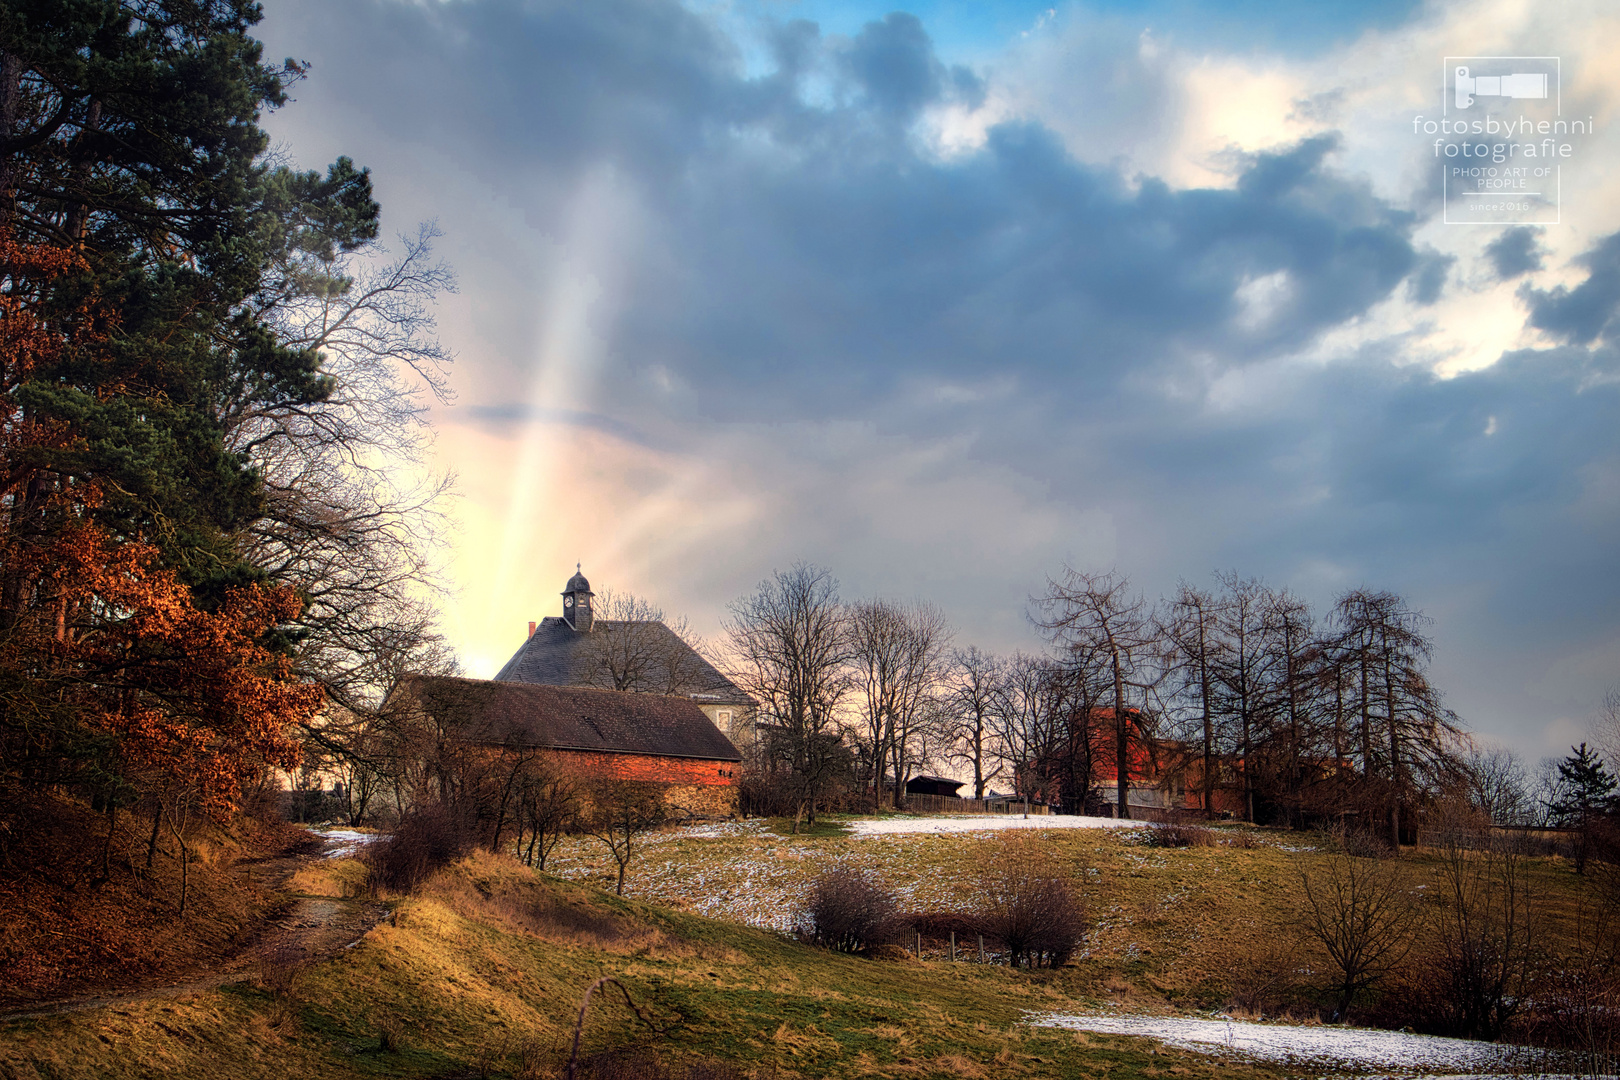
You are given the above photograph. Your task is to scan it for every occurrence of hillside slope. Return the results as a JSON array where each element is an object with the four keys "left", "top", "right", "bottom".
[{"left": 0, "top": 848, "right": 1288, "bottom": 1080}]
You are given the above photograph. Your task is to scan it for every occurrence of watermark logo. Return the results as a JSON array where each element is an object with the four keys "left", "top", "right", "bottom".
[
  {"left": 1411, "top": 56, "right": 1592, "bottom": 225},
  {"left": 1453, "top": 67, "right": 1547, "bottom": 110}
]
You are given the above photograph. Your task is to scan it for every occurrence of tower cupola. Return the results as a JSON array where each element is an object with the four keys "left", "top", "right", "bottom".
[{"left": 562, "top": 564, "right": 594, "bottom": 632}]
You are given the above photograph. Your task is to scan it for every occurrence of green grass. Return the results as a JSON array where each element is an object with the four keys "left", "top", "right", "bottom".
[{"left": 762, "top": 816, "right": 853, "bottom": 838}]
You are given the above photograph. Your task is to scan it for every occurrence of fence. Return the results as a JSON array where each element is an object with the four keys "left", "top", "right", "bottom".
[{"left": 884, "top": 792, "right": 1050, "bottom": 815}]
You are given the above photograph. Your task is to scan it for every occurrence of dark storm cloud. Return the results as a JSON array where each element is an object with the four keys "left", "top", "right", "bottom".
[
  {"left": 1485, "top": 226, "right": 1545, "bottom": 280},
  {"left": 264, "top": 0, "right": 1422, "bottom": 417},
  {"left": 1406, "top": 249, "right": 1454, "bottom": 305},
  {"left": 616, "top": 128, "right": 1420, "bottom": 415},
  {"left": 1523, "top": 230, "right": 1620, "bottom": 346}
]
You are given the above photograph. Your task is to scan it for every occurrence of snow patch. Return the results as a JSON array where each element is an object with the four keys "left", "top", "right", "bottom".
[
  {"left": 315, "top": 829, "right": 381, "bottom": 859},
  {"left": 849, "top": 814, "right": 1143, "bottom": 836},
  {"left": 1030, "top": 1013, "right": 1577, "bottom": 1074}
]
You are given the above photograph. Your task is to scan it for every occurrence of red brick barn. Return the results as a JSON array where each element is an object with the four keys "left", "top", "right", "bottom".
[{"left": 401, "top": 675, "right": 742, "bottom": 818}]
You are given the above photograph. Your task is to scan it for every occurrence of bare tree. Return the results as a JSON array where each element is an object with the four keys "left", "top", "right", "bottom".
[
  {"left": 1159, "top": 583, "right": 1222, "bottom": 819},
  {"left": 723, "top": 564, "right": 852, "bottom": 826},
  {"left": 945, "top": 647, "right": 1006, "bottom": 799},
  {"left": 1261, "top": 587, "right": 1318, "bottom": 827},
  {"left": 1462, "top": 745, "right": 1534, "bottom": 826},
  {"left": 849, "top": 598, "right": 952, "bottom": 810},
  {"left": 231, "top": 225, "right": 459, "bottom": 717},
  {"left": 1297, "top": 836, "right": 1418, "bottom": 1019},
  {"left": 516, "top": 765, "right": 581, "bottom": 872},
  {"left": 1327, "top": 590, "right": 1464, "bottom": 847},
  {"left": 988, "top": 652, "right": 1057, "bottom": 807},
  {"left": 1033, "top": 569, "right": 1158, "bottom": 820},
  {"left": 1209, "top": 572, "right": 1276, "bottom": 824},
  {"left": 1593, "top": 686, "right": 1620, "bottom": 777},
  {"left": 573, "top": 588, "right": 713, "bottom": 695},
  {"left": 582, "top": 779, "right": 668, "bottom": 896},
  {"left": 1428, "top": 804, "right": 1537, "bottom": 1039}
]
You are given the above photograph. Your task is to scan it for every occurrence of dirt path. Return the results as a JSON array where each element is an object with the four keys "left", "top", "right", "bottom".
[{"left": 1, "top": 832, "right": 389, "bottom": 1022}]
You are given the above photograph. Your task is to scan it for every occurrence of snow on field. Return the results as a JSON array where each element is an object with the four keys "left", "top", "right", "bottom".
[
  {"left": 543, "top": 818, "right": 1014, "bottom": 931},
  {"left": 314, "top": 828, "right": 381, "bottom": 858},
  {"left": 1031, "top": 1013, "right": 1566, "bottom": 1074},
  {"left": 849, "top": 814, "right": 1142, "bottom": 836}
]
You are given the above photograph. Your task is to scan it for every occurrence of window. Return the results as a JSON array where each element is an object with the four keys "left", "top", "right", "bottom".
[{"left": 717, "top": 710, "right": 733, "bottom": 724}]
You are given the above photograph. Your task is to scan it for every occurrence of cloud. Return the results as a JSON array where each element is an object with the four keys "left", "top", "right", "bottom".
[
  {"left": 1524, "top": 231, "right": 1620, "bottom": 346},
  {"left": 1485, "top": 226, "right": 1545, "bottom": 279},
  {"left": 253, "top": 0, "right": 1620, "bottom": 756}
]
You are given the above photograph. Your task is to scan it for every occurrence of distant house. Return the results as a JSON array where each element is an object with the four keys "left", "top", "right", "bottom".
[
  {"left": 495, "top": 567, "right": 756, "bottom": 748},
  {"left": 398, "top": 675, "right": 743, "bottom": 818},
  {"left": 1018, "top": 707, "right": 1247, "bottom": 818}
]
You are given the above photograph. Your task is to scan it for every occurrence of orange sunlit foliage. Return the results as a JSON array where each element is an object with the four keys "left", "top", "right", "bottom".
[
  {"left": 0, "top": 231, "right": 320, "bottom": 818},
  {"left": 47, "top": 522, "right": 319, "bottom": 812}
]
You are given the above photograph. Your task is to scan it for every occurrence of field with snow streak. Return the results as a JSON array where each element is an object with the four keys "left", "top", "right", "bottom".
[
  {"left": 542, "top": 818, "right": 1008, "bottom": 931},
  {"left": 1030, "top": 1013, "right": 1572, "bottom": 1074},
  {"left": 538, "top": 815, "right": 1271, "bottom": 944}
]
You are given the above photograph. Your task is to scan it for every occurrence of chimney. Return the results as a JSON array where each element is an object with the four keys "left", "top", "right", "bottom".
[{"left": 527, "top": 621, "right": 536, "bottom": 638}]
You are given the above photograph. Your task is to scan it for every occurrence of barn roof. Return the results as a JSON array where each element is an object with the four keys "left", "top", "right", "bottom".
[
  {"left": 399, "top": 675, "right": 742, "bottom": 762},
  {"left": 493, "top": 616, "right": 753, "bottom": 705}
]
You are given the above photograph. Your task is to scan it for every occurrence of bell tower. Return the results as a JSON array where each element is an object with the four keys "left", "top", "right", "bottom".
[{"left": 562, "top": 564, "right": 594, "bottom": 632}]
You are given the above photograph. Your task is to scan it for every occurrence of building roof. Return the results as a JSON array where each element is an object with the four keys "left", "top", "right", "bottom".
[
  {"left": 493, "top": 616, "right": 753, "bottom": 705},
  {"left": 400, "top": 675, "right": 742, "bottom": 762}
]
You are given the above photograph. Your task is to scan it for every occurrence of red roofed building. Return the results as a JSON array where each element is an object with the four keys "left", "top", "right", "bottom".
[
  {"left": 398, "top": 675, "right": 743, "bottom": 818},
  {"left": 1019, "top": 707, "right": 1247, "bottom": 818}
]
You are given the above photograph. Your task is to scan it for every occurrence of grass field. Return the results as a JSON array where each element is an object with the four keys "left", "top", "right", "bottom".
[
  {"left": 0, "top": 845, "right": 1297, "bottom": 1080},
  {"left": 0, "top": 815, "right": 1609, "bottom": 1079},
  {"left": 542, "top": 815, "right": 1610, "bottom": 1020}
]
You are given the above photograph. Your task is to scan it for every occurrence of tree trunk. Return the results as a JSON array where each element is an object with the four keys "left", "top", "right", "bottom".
[{"left": 1112, "top": 644, "right": 1129, "bottom": 821}]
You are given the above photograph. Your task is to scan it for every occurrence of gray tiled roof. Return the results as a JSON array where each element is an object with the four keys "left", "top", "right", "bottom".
[
  {"left": 493, "top": 617, "right": 753, "bottom": 705},
  {"left": 401, "top": 675, "right": 742, "bottom": 762}
]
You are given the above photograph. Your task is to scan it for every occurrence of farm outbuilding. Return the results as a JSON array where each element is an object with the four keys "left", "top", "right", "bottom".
[
  {"left": 494, "top": 567, "right": 757, "bottom": 748},
  {"left": 904, "top": 774, "right": 965, "bottom": 798},
  {"left": 397, "top": 675, "right": 743, "bottom": 817}
]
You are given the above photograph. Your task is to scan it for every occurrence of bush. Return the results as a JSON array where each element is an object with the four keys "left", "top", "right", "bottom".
[
  {"left": 1142, "top": 820, "right": 1218, "bottom": 847},
  {"left": 362, "top": 803, "right": 477, "bottom": 894},
  {"left": 1339, "top": 827, "right": 1395, "bottom": 859},
  {"left": 975, "top": 833, "right": 1086, "bottom": 968},
  {"left": 798, "top": 866, "right": 899, "bottom": 952}
]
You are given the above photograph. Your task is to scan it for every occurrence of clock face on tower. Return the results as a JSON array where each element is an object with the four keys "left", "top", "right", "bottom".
[{"left": 564, "top": 595, "right": 574, "bottom": 608}]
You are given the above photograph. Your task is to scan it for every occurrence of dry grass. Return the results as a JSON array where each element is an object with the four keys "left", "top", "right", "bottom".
[
  {"left": 534, "top": 816, "right": 1607, "bottom": 1021},
  {"left": 0, "top": 795, "right": 306, "bottom": 1006},
  {"left": 3, "top": 817, "right": 1608, "bottom": 1079},
  {"left": 286, "top": 857, "right": 369, "bottom": 898},
  {"left": 0, "top": 843, "right": 1298, "bottom": 1080}
]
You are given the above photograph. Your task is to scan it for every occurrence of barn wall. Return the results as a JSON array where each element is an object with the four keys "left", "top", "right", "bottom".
[{"left": 552, "top": 749, "right": 739, "bottom": 817}]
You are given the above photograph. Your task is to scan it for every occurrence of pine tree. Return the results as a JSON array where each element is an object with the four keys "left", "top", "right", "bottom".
[
  {"left": 1547, "top": 742, "right": 1618, "bottom": 873},
  {"left": 0, "top": 2, "right": 384, "bottom": 844}
]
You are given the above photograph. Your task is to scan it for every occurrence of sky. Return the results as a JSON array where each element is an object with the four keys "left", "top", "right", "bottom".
[{"left": 254, "top": 0, "right": 1620, "bottom": 761}]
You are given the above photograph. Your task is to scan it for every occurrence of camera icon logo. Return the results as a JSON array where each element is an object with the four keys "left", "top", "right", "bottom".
[{"left": 1454, "top": 66, "right": 1549, "bottom": 109}]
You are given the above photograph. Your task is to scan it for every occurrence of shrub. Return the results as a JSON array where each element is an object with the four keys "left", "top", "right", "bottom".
[
  {"left": 362, "top": 803, "right": 477, "bottom": 894},
  {"left": 1142, "top": 820, "right": 1218, "bottom": 847},
  {"left": 798, "top": 866, "right": 899, "bottom": 952},
  {"left": 975, "top": 833, "right": 1086, "bottom": 968},
  {"left": 1339, "top": 827, "right": 1395, "bottom": 859}
]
